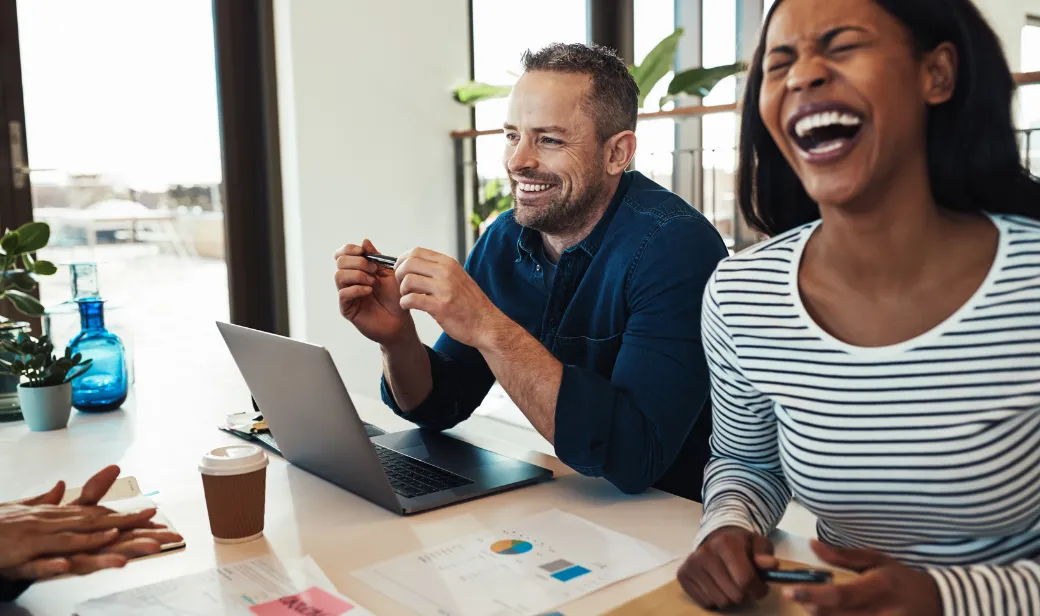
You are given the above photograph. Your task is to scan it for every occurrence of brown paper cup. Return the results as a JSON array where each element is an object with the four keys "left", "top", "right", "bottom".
[{"left": 200, "top": 467, "right": 267, "bottom": 543}]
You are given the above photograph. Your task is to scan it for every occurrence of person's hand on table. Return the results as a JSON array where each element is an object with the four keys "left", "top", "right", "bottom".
[
  {"left": 782, "top": 539, "right": 941, "bottom": 616},
  {"left": 677, "top": 526, "right": 778, "bottom": 610},
  {"left": 0, "top": 465, "right": 182, "bottom": 582}
]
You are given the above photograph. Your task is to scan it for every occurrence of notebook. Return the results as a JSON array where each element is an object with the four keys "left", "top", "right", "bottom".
[{"left": 62, "top": 475, "right": 185, "bottom": 554}]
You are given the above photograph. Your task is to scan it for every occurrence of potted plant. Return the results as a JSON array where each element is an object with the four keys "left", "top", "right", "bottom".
[
  {"left": 0, "top": 334, "right": 92, "bottom": 431},
  {"left": 0, "top": 221, "right": 58, "bottom": 419}
]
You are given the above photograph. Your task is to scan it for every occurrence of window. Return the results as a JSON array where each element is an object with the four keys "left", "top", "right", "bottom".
[
  {"left": 763, "top": 0, "right": 777, "bottom": 19},
  {"left": 470, "top": 0, "right": 588, "bottom": 189},
  {"left": 1021, "top": 18, "right": 1040, "bottom": 129},
  {"left": 633, "top": 0, "right": 677, "bottom": 184},
  {"left": 1022, "top": 18, "right": 1040, "bottom": 175},
  {"left": 16, "top": 0, "right": 228, "bottom": 378},
  {"left": 701, "top": 0, "right": 739, "bottom": 243}
]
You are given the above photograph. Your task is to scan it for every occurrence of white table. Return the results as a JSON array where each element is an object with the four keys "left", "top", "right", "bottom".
[{"left": 0, "top": 353, "right": 821, "bottom": 615}]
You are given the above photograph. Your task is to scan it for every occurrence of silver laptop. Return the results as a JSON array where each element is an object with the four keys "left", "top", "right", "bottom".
[{"left": 216, "top": 322, "right": 553, "bottom": 515}]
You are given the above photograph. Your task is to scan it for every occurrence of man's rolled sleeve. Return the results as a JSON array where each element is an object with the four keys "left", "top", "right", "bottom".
[{"left": 380, "top": 340, "right": 495, "bottom": 432}]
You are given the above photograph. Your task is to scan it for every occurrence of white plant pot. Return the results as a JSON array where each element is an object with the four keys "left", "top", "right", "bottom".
[{"left": 18, "top": 382, "right": 72, "bottom": 432}]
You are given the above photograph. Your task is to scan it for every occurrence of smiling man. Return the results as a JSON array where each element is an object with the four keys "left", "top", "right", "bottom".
[{"left": 334, "top": 43, "right": 727, "bottom": 499}]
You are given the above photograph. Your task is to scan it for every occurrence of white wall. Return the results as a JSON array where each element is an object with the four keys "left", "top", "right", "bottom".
[
  {"left": 274, "top": 0, "right": 471, "bottom": 398},
  {"left": 1030, "top": 0, "right": 1040, "bottom": 20},
  {"left": 975, "top": 0, "right": 1030, "bottom": 71}
]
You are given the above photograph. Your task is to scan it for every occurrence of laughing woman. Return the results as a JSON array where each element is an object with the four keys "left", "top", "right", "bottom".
[{"left": 677, "top": 0, "right": 1040, "bottom": 614}]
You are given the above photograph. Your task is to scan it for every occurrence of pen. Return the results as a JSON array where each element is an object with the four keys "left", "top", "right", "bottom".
[
  {"left": 364, "top": 254, "right": 398, "bottom": 269},
  {"left": 759, "top": 568, "right": 833, "bottom": 584}
]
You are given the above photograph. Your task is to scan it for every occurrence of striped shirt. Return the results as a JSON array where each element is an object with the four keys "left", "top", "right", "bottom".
[{"left": 694, "top": 213, "right": 1040, "bottom": 616}]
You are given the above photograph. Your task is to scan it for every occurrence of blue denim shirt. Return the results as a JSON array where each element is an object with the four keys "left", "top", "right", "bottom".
[{"left": 381, "top": 171, "right": 727, "bottom": 499}]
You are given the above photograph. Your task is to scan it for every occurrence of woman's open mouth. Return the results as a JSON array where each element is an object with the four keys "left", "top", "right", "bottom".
[{"left": 787, "top": 103, "right": 865, "bottom": 164}]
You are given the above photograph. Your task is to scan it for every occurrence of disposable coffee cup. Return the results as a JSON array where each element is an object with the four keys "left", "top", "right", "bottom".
[{"left": 198, "top": 444, "right": 268, "bottom": 544}]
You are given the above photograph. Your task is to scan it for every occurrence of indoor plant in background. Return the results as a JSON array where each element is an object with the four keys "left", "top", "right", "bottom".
[
  {"left": 0, "top": 221, "right": 58, "bottom": 420},
  {"left": 454, "top": 29, "right": 747, "bottom": 232},
  {"left": 0, "top": 334, "right": 92, "bottom": 431},
  {"left": 453, "top": 28, "right": 746, "bottom": 110}
]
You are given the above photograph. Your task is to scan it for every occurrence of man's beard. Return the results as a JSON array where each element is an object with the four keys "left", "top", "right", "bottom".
[{"left": 511, "top": 169, "right": 606, "bottom": 236}]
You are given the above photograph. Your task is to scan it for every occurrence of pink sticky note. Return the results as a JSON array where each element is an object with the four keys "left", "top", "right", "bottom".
[{"left": 250, "top": 586, "right": 355, "bottom": 616}]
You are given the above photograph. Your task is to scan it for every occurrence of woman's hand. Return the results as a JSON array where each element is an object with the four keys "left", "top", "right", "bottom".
[
  {"left": 784, "top": 540, "right": 942, "bottom": 616},
  {"left": 0, "top": 465, "right": 181, "bottom": 582},
  {"left": 677, "top": 526, "right": 778, "bottom": 609}
]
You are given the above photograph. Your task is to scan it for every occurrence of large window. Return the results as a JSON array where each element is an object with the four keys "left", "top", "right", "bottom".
[
  {"left": 17, "top": 0, "right": 228, "bottom": 381},
  {"left": 471, "top": 0, "right": 587, "bottom": 188},
  {"left": 1022, "top": 18, "right": 1040, "bottom": 129},
  {"left": 633, "top": 0, "right": 677, "bottom": 183},
  {"left": 701, "top": 0, "right": 739, "bottom": 242},
  {"left": 1022, "top": 18, "right": 1040, "bottom": 175}
]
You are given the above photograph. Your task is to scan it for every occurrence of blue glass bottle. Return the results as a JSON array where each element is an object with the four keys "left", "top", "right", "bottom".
[{"left": 69, "top": 299, "right": 128, "bottom": 412}]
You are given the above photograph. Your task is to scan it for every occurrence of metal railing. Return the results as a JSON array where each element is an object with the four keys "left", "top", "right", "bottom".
[{"left": 450, "top": 72, "right": 1040, "bottom": 259}]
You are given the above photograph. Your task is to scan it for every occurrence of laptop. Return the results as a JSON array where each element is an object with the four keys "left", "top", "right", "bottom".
[{"left": 216, "top": 322, "right": 553, "bottom": 515}]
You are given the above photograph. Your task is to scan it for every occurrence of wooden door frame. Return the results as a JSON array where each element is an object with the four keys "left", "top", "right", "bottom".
[
  {"left": 0, "top": 0, "right": 32, "bottom": 234},
  {"left": 213, "top": 0, "right": 289, "bottom": 336}
]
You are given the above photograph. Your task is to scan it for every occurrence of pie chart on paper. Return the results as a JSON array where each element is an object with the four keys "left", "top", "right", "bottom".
[{"left": 490, "top": 539, "right": 533, "bottom": 555}]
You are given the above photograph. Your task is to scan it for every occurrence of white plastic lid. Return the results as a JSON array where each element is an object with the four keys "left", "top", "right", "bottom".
[{"left": 198, "top": 444, "right": 268, "bottom": 476}]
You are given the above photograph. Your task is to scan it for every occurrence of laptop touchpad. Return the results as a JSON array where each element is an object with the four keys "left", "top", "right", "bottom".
[{"left": 372, "top": 430, "right": 500, "bottom": 470}]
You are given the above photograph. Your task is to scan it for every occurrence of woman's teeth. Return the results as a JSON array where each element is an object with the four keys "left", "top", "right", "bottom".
[
  {"left": 519, "top": 183, "right": 551, "bottom": 192},
  {"left": 794, "top": 111, "right": 863, "bottom": 138},
  {"left": 809, "top": 140, "right": 846, "bottom": 155}
]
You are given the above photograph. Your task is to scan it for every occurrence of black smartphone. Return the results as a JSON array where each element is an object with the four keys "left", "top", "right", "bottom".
[
  {"left": 759, "top": 568, "right": 833, "bottom": 584},
  {"left": 364, "top": 254, "right": 397, "bottom": 269}
]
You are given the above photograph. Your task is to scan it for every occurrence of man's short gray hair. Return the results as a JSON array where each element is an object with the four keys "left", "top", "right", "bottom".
[{"left": 520, "top": 43, "right": 639, "bottom": 142}]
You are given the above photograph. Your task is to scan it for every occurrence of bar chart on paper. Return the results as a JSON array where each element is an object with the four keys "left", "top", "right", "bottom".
[{"left": 353, "top": 509, "right": 677, "bottom": 616}]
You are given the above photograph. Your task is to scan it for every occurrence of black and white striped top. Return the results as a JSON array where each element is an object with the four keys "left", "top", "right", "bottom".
[{"left": 694, "top": 213, "right": 1040, "bottom": 616}]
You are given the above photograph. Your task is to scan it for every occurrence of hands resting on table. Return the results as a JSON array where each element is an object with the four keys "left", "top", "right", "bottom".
[
  {"left": 0, "top": 465, "right": 182, "bottom": 583},
  {"left": 678, "top": 526, "right": 942, "bottom": 616},
  {"left": 673, "top": 524, "right": 944, "bottom": 616}
]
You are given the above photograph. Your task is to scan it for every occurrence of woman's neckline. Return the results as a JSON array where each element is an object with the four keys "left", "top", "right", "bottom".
[{"left": 788, "top": 212, "right": 1008, "bottom": 356}]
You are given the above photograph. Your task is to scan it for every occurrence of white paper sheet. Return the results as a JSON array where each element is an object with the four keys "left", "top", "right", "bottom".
[
  {"left": 74, "top": 555, "right": 372, "bottom": 616},
  {"left": 353, "top": 509, "right": 678, "bottom": 616}
]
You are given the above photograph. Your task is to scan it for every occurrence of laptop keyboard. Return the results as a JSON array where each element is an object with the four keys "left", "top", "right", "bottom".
[{"left": 374, "top": 445, "right": 474, "bottom": 499}]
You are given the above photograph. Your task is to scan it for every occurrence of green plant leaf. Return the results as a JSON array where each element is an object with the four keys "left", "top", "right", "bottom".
[
  {"left": 453, "top": 82, "right": 513, "bottom": 105},
  {"left": 4, "top": 269, "right": 36, "bottom": 291},
  {"left": 630, "top": 27, "right": 685, "bottom": 108},
  {"left": 483, "top": 178, "right": 504, "bottom": 203},
  {"left": 20, "top": 253, "right": 34, "bottom": 272},
  {"left": 33, "top": 260, "right": 57, "bottom": 276},
  {"left": 14, "top": 222, "right": 50, "bottom": 254},
  {"left": 0, "top": 231, "right": 20, "bottom": 255},
  {"left": 4, "top": 289, "right": 44, "bottom": 317},
  {"left": 660, "top": 61, "right": 748, "bottom": 107},
  {"left": 65, "top": 364, "right": 92, "bottom": 383}
]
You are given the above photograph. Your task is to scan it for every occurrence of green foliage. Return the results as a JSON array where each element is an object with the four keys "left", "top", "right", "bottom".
[
  {"left": 453, "top": 82, "right": 513, "bottom": 105},
  {"left": 629, "top": 28, "right": 685, "bottom": 108},
  {"left": 0, "top": 222, "right": 55, "bottom": 318},
  {"left": 0, "top": 333, "right": 93, "bottom": 388},
  {"left": 660, "top": 62, "right": 748, "bottom": 107},
  {"left": 472, "top": 179, "right": 514, "bottom": 232},
  {"left": 452, "top": 30, "right": 744, "bottom": 111}
]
